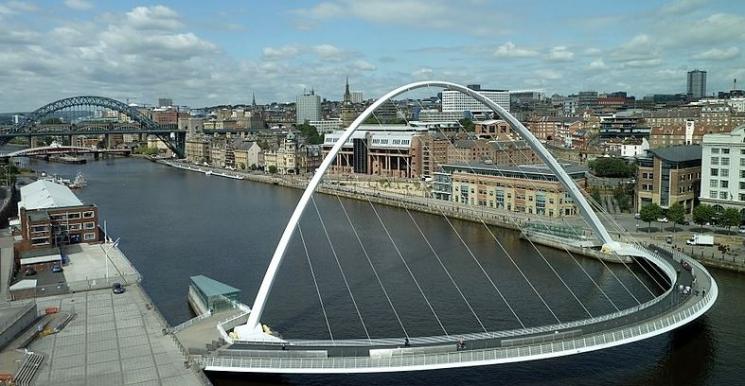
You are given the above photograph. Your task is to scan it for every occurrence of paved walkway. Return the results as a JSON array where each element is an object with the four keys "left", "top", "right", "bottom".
[{"left": 28, "top": 285, "right": 205, "bottom": 385}]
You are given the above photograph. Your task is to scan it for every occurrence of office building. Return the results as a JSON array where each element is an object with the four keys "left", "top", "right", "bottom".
[
  {"left": 296, "top": 90, "right": 321, "bottom": 124},
  {"left": 636, "top": 145, "right": 701, "bottom": 213},
  {"left": 699, "top": 125, "right": 745, "bottom": 218},
  {"left": 687, "top": 70, "right": 707, "bottom": 100},
  {"left": 442, "top": 84, "right": 510, "bottom": 113},
  {"left": 17, "top": 180, "right": 100, "bottom": 251}
]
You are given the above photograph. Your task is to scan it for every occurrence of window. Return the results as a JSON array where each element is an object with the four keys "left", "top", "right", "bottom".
[
  {"left": 720, "top": 192, "right": 728, "bottom": 199},
  {"left": 721, "top": 180, "right": 729, "bottom": 188},
  {"left": 711, "top": 157, "right": 719, "bottom": 165},
  {"left": 31, "top": 237, "right": 49, "bottom": 246},
  {"left": 741, "top": 170, "right": 745, "bottom": 179},
  {"left": 67, "top": 212, "right": 80, "bottom": 219},
  {"left": 84, "top": 222, "right": 95, "bottom": 230},
  {"left": 741, "top": 158, "right": 745, "bottom": 167},
  {"left": 741, "top": 181, "right": 745, "bottom": 190},
  {"left": 711, "top": 168, "right": 719, "bottom": 176},
  {"left": 740, "top": 193, "right": 745, "bottom": 202},
  {"left": 83, "top": 232, "right": 96, "bottom": 241},
  {"left": 711, "top": 148, "right": 720, "bottom": 154},
  {"left": 69, "top": 224, "right": 81, "bottom": 231},
  {"left": 723, "top": 148, "right": 730, "bottom": 154},
  {"left": 31, "top": 225, "right": 48, "bottom": 233},
  {"left": 722, "top": 157, "right": 730, "bottom": 166},
  {"left": 710, "top": 180, "right": 718, "bottom": 188},
  {"left": 710, "top": 190, "right": 717, "bottom": 199},
  {"left": 722, "top": 169, "right": 729, "bottom": 177}
]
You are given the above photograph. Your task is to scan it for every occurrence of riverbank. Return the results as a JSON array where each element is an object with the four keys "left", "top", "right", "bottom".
[{"left": 156, "top": 159, "right": 638, "bottom": 264}]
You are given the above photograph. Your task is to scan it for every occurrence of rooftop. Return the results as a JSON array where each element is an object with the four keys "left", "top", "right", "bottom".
[
  {"left": 190, "top": 275, "right": 240, "bottom": 298},
  {"left": 19, "top": 180, "right": 83, "bottom": 211},
  {"left": 443, "top": 162, "right": 587, "bottom": 176},
  {"left": 648, "top": 145, "right": 702, "bottom": 162}
]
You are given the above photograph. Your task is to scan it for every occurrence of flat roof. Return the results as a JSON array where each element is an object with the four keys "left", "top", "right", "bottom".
[
  {"left": 648, "top": 145, "right": 702, "bottom": 162},
  {"left": 9, "top": 279, "right": 37, "bottom": 291},
  {"left": 21, "top": 254, "right": 61, "bottom": 266},
  {"left": 190, "top": 275, "right": 240, "bottom": 298},
  {"left": 443, "top": 162, "right": 587, "bottom": 176},
  {"left": 19, "top": 180, "right": 83, "bottom": 211}
]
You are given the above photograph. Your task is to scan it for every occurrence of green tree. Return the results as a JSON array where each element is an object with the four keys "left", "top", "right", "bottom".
[
  {"left": 639, "top": 203, "right": 662, "bottom": 232},
  {"left": 666, "top": 202, "right": 685, "bottom": 233},
  {"left": 459, "top": 118, "right": 475, "bottom": 132},
  {"left": 268, "top": 165, "right": 278, "bottom": 174},
  {"left": 721, "top": 208, "right": 741, "bottom": 232},
  {"left": 588, "top": 157, "right": 635, "bottom": 178},
  {"left": 296, "top": 122, "right": 324, "bottom": 144},
  {"left": 692, "top": 204, "right": 713, "bottom": 226}
]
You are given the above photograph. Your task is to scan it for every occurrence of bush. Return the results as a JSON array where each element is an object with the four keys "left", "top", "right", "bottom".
[{"left": 588, "top": 157, "right": 635, "bottom": 178}]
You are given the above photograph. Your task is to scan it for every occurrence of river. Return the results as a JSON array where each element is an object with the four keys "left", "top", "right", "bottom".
[{"left": 26, "top": 157, "right": 744, "bottom": 385}]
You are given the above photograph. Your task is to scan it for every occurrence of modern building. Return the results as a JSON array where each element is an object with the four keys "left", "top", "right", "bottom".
[
  {"left": 432, "top": 163, "right": 587, "bottom": 217},
  {"left": 17, "top": 180, "right": 100, "bottom": 252},
  {"left": 636, "top": 145, "right": 702, "bottom": 214},
  {"left": 351, "top": 91, "right": 364, "bottom": 104},
  {"left": 687, "top": 70, "right": 707, "bottom": 100},
  {"left": 442, "top": 84, "right": 510, "bottom": 113},
  {"left": 699, "top": 125, "right": 745, "bottom": 220},
  {"left": 308, "top": 119, "right": 343, "bottom": 134},
  {"left": 296, "top": 90, "right": 321, "bottom": 124},
  {"left": 599, "top": 116, "right": 650, "bottom": 138},
  {"left": 158, "top": 98, "right": 173, "bottom": 107}
]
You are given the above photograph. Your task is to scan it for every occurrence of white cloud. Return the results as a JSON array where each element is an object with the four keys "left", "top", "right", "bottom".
[
  {"left": 611, "top": 34, "right": 662, "bottom": 67},
  {"left": 493, "top": 42, "right": 538, "bottom": 58},
  {"left": 125, "top": 5, "right": 182, "bottom": 30},
  {"left": 535, "top": 69, "right": 562, "bottom": 80},
  {"left": 411, "top": 68, "right": 433, "bottom": 79},
  {"left": 548, "top": 46, "right": 574, "bottom": 61},
  {"left": 588, "top": 58, "right": 607, "bottom": 70},
  {"left": 352, "top": 60, "right": 376, "bottom": 71},
  {"left": 693, "top": 47, "right": 740, "bottom": 61},
  {"left": 659, "top": 0, "right": 709, "bottom": 15},
  {"left": 313, "top": 44, "right": 345, "bottom": 60},
  {"left": 262, "top": 45, "right": 300, "bottom": 60},
  {"left": 64, "top": 0, "right": 93, "bottom": 11}
]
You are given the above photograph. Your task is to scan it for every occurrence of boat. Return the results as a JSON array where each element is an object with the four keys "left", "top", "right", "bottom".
[
  {"left": 210, "top": 171, "right": 244, "bottom": 180},
  {"left": 205, "top": 170, "right": 213, "bottom": 176},
  {"left": 68, "top": 172, "right": 87, "bottom": 189}
]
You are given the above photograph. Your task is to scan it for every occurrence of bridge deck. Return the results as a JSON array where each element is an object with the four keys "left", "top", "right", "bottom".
[{"left": 197, "top": 246, "right": 716, "bottom": 373}]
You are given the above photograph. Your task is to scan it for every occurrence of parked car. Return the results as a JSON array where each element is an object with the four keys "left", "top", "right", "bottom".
[
  {"left": 51, "top": 264, "right": 63, "bottom": 273},
  {"left": 634, "top": 213, "right": 641, "bottom": 219},
  {"left": 23, "top": 267, "right": 37, "bottom": 276},
  {"left": 739, "top": 225, "right": 745, "bottom": 234},
  {"left": 657, "top": 217, "right": 669, "bottom": 223},
  {"left": 112, "top": 282, "right": 125, "bottom": 294}
]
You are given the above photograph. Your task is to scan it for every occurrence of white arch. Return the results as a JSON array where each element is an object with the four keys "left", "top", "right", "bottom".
[{"left": 242, "top": 81, "right": 614, "bottom": 335}]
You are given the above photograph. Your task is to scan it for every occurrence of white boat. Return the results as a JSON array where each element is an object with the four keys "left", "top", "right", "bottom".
[
  {"left": 68, "top": 172, "right": 87, "bottom": 189},
  {"left": 205, "top": 170, "right": 213, "bottom": 176}
]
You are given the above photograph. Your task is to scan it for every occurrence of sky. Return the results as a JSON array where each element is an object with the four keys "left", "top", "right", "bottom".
[{"left": 1, "top": 0, "right": 744, "bottom": 111}]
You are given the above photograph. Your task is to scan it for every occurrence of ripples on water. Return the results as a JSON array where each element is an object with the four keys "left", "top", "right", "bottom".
[{"left": 29, "top": 158, "right": 744, "bottom": 385}]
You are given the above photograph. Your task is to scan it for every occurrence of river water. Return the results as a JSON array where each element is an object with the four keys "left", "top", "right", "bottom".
[{"left": 28, "top": 157, "right": 744, "bottom": 385}]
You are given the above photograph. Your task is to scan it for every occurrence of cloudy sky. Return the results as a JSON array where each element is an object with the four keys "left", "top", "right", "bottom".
[{"left": 1, "top": 0, "right": 744, "bottom": 111}]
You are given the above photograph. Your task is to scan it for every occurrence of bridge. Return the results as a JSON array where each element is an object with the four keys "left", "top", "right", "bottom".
[
  {"left": 0, "top": 144, "right": 131, "bottom": 159},
  {"left": 1, "top": 96, "right": 186, "bottom": 157},
  {"left": 180, "top": 81, "right": 717, "bottom": 374}
]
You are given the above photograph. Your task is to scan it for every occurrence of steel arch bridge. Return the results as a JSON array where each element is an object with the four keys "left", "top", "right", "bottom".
[
  {"left": 2, "top": 96, "right": 186, "bottom": 157},
  {"left": 199, "top": 81, "right": 717, "bottom": 374}
]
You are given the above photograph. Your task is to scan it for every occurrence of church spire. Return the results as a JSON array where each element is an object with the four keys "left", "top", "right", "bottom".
[
  {"left": 343, "top": 76, "right": 351, "bottom": 103},
  {"left": 252, "top": 92, "right": 256, "bottom": 107}
]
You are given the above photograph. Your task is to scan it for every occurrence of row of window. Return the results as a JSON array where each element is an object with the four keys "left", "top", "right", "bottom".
[
  {"left": 30, "top": 232, "right": 96, "bottom": 246},
  {"left": 48, "top": 211, "right": 95, "bottom": 222},
  {"left": 711, "top": 148, "right": 745, "bottom": 155},
  {"left": 711, "top": 180, "right": 745, "bottom": 190}
]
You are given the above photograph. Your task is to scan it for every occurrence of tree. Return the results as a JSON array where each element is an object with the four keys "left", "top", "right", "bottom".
[
  {"left": 588, "top": 157, "right": 635, "bottom": 178},
  {"left": 238, "top": 162, "right": 246, "bottom": 170},
  {"left": 458, "top": 118, "right": 475, "bottom": 132},
  {"left": 639, "top": 203, "right": 662, "bottom": 232},
  {"left": 268, "top": 165, "right": 278, "bottom": 174},
  {"left": 721, "top": 208, "right": 741, "bottom": 232},
  {"left": 667, "top": 202, "right": 685, "bottom": 233},
  {"left": 296, "top": 122, "right": 324, "bottom": 144},
  {"left": 692, "top": 204, "right": 713, "bottom": 226}
]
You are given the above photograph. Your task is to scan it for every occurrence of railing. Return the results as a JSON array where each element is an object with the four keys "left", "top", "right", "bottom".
[
  {"left": 169, "top": 311, "right": 213, "bottom": 334},
  {"left": 201, "top": 247, "right": 717, "bottom": 372}
]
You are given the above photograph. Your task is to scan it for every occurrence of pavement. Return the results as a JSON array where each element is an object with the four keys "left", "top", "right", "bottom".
[{"left": 27, "top": 284, "right": 204, "bottom": 386}]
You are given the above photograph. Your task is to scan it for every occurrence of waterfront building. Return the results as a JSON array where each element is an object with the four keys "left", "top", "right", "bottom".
[
  {"left": 442, "top": 84, "right": 510, "bottom": 113},
  {"left": 185, "top": 134, "right": 211, "bottom": 164},
  {"left": 233, "top": 141, "right": 264, "bottom": 170},
  {"left": 296, "top": 90, "right": 321, "bottom": 124},
  {"left": 687, "top": 70, "right": 707, "bottom": 100},
  {"left": 16, "top": 180, "right": 100, "bottom": 252},
  {"left": 264, "top": 132, "right": 301, "bottom": 174},
  {"left": 599, "top": 116, "right": 650, "bottom": 138},
  {"left": 432, "top": 163, "right": 587, "bottom": 217},
  {"left": 699, "top": 125, "right": 745, "bottom": 219},
  {"left": 636, "top": 145, "right": 701, "bottom": 214}
]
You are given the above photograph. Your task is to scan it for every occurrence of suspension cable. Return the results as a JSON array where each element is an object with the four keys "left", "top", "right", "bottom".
[{"left": 297, "top": 225, "right": 334, "bottom": 342}]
